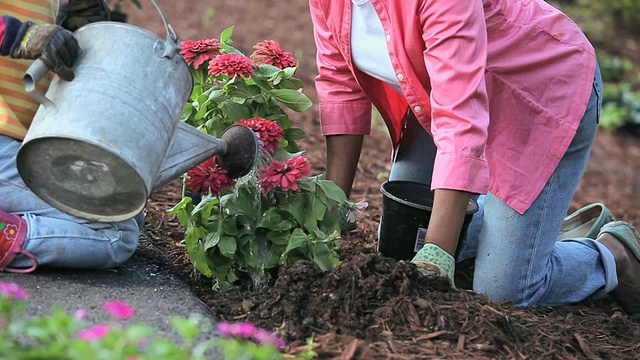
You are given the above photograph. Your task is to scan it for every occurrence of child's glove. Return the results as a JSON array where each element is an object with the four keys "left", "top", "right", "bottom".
[
  {"left": 65, "top": 0, "right": 111, "bottom": 31},
  {"left": 10, "top": 22, "right": 78, "bottom": 81}
]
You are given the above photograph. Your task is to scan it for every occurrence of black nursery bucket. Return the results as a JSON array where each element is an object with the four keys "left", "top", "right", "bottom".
[{"left": 378, "top": 181, "right": 478, "bottom": 261}]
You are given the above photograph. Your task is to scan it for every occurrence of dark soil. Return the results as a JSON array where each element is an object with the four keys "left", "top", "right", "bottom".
[{"left": 124, "top": 1, "right": 640, "bottom": 358}]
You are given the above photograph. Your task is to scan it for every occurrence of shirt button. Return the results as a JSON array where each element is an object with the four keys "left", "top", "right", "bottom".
[
  {"left": 414, "top": 106, "right": 422, "bottom": 112},
  {"left": 386, "top": 34, "right": 391, "bottom": 41},
  {"left": 397, "top": 73, "right": 404, "bottom": 81}
]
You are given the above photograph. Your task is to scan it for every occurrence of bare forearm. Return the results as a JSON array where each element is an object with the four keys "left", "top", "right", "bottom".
[
  {"left": 427, "top": 189, "right": 473, "bottom": 255},
  {"left": 325, "top": 134, "right": 364, "bottom": 197}
]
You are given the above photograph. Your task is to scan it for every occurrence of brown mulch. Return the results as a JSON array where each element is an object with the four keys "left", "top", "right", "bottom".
[{"left": 124, "top": 0, "right": 640, "bottom": 358}]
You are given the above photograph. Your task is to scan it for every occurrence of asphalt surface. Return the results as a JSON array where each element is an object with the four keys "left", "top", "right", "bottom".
[{"left": 0, "top": 232, "right": 217, "bottom": 339}]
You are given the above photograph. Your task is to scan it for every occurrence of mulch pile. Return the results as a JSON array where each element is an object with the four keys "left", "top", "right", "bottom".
[{"left": 146, "top": 172, "right": 640, "bottom": 359}]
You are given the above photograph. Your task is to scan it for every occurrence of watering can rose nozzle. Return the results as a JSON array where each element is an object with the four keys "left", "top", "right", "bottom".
[{"left": 216, "top": 124, "right": 259, "bottom": 178}]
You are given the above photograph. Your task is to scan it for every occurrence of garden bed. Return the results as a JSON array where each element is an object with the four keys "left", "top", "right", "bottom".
[{"left": 127, "top": 0, "right": 640, "bottom": 358}]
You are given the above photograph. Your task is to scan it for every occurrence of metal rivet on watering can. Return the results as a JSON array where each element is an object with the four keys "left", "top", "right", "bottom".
[{"left": 17, "top": 0, "right": 258, "bottom": 223}]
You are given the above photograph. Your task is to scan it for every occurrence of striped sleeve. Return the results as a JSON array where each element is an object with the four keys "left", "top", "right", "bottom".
[{"left": 0, "top": 0, "right": 55, "bottom": 140}]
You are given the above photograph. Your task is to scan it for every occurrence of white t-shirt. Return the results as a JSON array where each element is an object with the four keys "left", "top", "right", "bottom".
[{"left": 350, "top": 0, "right": 402, "bottom": 94}]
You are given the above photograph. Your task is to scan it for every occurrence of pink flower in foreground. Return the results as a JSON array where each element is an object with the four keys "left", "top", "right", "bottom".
[
  {"left": 77, "top": 324, "right": 110, "bottom": 341},
  {"left": 257, "top": 156, "right": 311, "bottom": 194},
  {"left": 217, "top": 321, "right": 256, "bottom": 338},
  {"left": 236, "top": 117, "right": 284, "bottom": 154},
  {"left": 346, "top": 200, "right": 369, "bottom": 223},
  {"left": 0, "top": 282, "right": 27, "bottom": 300},
  {"left": 217, "top": 321, "right": 285, "bottom": 348},
  {"left": 254, "top": 328, "right": 286, "bottom": 348},
  {"left": 187, "top": 157, "right": 237, "bottom": 196},
  {"left": 103, "top": 299, "right": 135, "bottom": 320},
  {"left": 180, "top": 38, "right": 221, "bottom": 69},
  {"left": 73, "top": 309, "right": 88, "bottom": 320},
  {"left": 250, "top": 40, "right": 297, "bottom": 69},
  {"left": 208, "top": 53, "right": 255, "bottom": 78}
]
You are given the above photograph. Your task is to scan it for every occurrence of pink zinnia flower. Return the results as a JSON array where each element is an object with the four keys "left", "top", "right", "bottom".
[
  {"left": 0, "top": 282, "right": 26, "bottom": 300},
  {"left": 254, "top": 328, "right": 286, "bottom": 348},
  {"left": 180, "top": 38, "right": 221, "bottom": 69},
  {"left": 236, "top": 117, "right": 284, "bottom": 154},
  {"left": 73, "top": 309, "right": 88, "bottom": 320},
  {"left": 208, "top": 53, "right": 255, "bottom": 78},
  {"left": 217, "top": 321, "right": 256, "bottom": 339},
  {"left": 186, "top": 157, "right": 237, "bottom": 196},
  {"left": 257, "top": 156, "right": 311, "bottom": 194},
  {"left": 102, "top": 299, "right": 135, "bottom": 320},
  {"left": 77, "top": 324, "right": 110, "bottom": 341},
  {"left": 250, "top": 40, "right": 297, "bottom": 69}
]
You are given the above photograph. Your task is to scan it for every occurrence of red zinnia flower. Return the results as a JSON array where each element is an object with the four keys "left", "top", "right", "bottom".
[
  {"left": 236, "top": 117, "right": 284, "bottom": 154},
  {"left": 257, "top": 156, "right": 311, "bottom": 194},
  {"left": 187, "top": 157, "right": 236, "bottom": 196},
  {"left": 208, "top": 53, "right": 255, "bottom": 78},
  {"left": 180, "top": 38, "right": 221, "bottom": 69},
  {"left": 250, "top": 40, "right": 297, "bottom": 69}
]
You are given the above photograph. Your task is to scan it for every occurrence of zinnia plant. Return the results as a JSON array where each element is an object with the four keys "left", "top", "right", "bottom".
[{"left": 169, "top": 27, "right": 356, "bottom": 290}]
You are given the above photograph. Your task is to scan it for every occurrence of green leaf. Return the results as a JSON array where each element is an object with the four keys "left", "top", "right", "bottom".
[
  {"left": 266, "top": 231, "right": 290, "bottom": 245},
  {"left": 185, "top": 237, "right": 212, "bottom": 277},
  {"left": 221, "top": 186, "right": 260, "bottom": 217},
  {"left": 269, "top": 89, "right": 313, "bottom": 112},
  {"left": 311, "top": 240, "right": 337, "bottom": 271},
  {"left": 317, "top": 179, "right": 347, "bottom": 203},
  {"left": 220, "top": 26, "right": 234, "bottom": 43},
  {"left": 208, "top": 89, "right": 228, "bottom": 102},
  {"left": 278, "top": 77, "right": 305, "bottom": 90},
  {"left": 257, "top": 208, "right": 295, "bottom": 231},
  {"left": 168, "top": 197, "right": 194, "bottom": 229},
  {"left": 204, "top": 231, "right": 220, "bottom": 250},
  {"left": 220, "top": 101, "right": 252, "bottom": 122},
  {"left": 257, "top": 64, "right": 282, "bottom": 78},
  {"left": 303, "top": 199, "right": 320, "bottom": 232},
  {"left": 284, "top": 228, "right": 308, "bottom": 255},
  {"left": 284, "top": 127, "right": 308, "bottom": 141},
  {"left": 218, "top": 236, "right": 237, "bottom": 258},
  {"left": 282, "top": 193, "right": 306, "bottom": 224}
]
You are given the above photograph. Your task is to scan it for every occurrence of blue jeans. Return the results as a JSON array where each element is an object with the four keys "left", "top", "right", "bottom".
[
  {"left": 389, "top": 64, "right": 617, "bottom": 307},
  {"left": 0, "top": 135, "right": 140, "bottom": 269}
]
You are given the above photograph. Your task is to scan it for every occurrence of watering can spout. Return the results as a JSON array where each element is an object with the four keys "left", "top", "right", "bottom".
[{"left": 154, "top": 123, "right": 259, "bottom": 191}]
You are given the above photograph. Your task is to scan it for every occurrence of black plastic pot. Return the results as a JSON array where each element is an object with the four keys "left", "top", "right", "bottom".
[{"left": 378, "top": 181, "right": 478, "bottom": 261}]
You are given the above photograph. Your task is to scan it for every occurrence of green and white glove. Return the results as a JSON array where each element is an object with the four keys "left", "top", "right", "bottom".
[{"left": 412, "top": 243, "right": 456, "bottom": 287}]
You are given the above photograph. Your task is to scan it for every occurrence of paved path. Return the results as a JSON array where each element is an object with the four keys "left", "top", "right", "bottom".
[{"left": 0, "top": 234, "right": 217, "bottom": 338}]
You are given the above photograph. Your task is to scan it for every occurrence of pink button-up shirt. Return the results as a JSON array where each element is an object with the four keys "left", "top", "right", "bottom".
[{"left": 310, "top": 0, "right": 596, "bottom": 214}]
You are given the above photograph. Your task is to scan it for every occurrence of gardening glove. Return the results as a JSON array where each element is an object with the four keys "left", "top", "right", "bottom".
[
  {"left": 10, "top": 22, "right": 78, "bottom": 81},
  {"left": 412, "top": 243, "right": 456, "bottom": 288},
  {"left": 64, "top": 0, "right": 111, "bottom": 31}
]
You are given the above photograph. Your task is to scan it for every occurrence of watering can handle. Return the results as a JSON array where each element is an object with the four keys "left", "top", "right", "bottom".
[
  {"left": 23, "top": 59, "right": 59, "bottom": 110},
  {"left": 148, "top": 0, "right": 180, "bottom": 47}
]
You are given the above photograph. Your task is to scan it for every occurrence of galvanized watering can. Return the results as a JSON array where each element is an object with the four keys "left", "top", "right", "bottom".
[{"left": 17, "top": 1, "right": 257, "bottom": 223}]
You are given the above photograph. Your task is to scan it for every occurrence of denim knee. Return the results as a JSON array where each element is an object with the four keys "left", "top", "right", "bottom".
[
  {"left": 472, "top": 267, "right": 523, "bottom": 304},
  {"left": 104, "top": 218, "right": 140, "bottom": 268}
]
